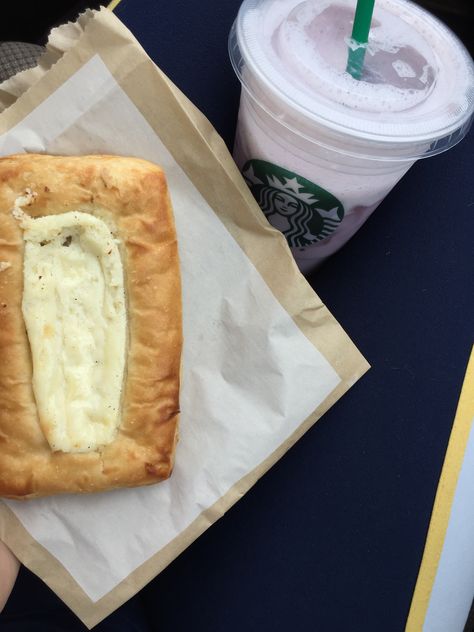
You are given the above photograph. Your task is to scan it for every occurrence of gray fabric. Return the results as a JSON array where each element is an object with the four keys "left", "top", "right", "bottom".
[{"left": 0, "top": 41, "right": 44, "bottom": 82}]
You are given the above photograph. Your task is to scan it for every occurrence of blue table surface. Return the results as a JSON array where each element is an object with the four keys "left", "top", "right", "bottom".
[
  {"left": 0, "top": 0, "right": 466, "bottom": 632},
  {"left": 117, "top": 1, "right": 472, "bottom": 630}
]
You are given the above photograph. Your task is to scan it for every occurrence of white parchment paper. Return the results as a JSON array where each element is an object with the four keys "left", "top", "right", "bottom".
[{"left": 1, "top": 56, "right": 341, "bottom": 601}]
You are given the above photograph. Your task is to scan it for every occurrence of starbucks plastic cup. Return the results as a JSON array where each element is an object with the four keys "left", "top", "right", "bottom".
[{"left": 229, "top": 0, "right": 474, "bottom": 272}]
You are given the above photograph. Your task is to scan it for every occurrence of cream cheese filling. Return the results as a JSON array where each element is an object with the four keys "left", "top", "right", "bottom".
[{"left": 15, "top": 200, "right": 127, "bottom": 453}]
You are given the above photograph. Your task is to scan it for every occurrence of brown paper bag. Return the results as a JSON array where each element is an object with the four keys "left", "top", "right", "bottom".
[{"left": 0, "top": 8, "right": 369, "bottom": 628}]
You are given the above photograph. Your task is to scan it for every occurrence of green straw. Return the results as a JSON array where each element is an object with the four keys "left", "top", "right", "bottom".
[{"left": 346, "top": 0, "right": 376, "bottom": 80}]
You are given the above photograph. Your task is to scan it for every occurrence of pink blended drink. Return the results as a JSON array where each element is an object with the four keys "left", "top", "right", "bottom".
[{"left": 229, "top": 0, "right": 474, "bottom": 272}]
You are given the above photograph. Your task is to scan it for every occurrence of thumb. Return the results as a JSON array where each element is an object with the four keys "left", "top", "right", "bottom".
[{"left": 0, "top": 540, "right": 20, "bottom": 612}]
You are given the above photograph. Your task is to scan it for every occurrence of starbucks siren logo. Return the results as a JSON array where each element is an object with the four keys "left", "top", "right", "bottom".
[{"left": 242, "top": 160, "right": 344, "bottom": 248}]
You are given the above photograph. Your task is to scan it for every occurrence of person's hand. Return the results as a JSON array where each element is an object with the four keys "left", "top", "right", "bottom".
[{"left": 0, "top": 540, "right": 20, "bottom": 612}]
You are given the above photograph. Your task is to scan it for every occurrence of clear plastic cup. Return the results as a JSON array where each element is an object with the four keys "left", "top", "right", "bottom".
[{"left": 229, "top": 0, "right": 474, "bottom": 272}]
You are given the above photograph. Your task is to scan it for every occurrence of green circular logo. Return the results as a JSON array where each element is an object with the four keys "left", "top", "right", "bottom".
[{"left": 242, "top": 160, "right": 344, "bottom": 248}]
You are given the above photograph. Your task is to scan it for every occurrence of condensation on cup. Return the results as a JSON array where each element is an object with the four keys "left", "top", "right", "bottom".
[{"left": 229, "top": 0, "right": 474, "bottom": 273}]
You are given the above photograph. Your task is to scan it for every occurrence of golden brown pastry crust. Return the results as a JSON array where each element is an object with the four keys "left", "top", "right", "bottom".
[{"left": 0, "top": 154, "right": 182, "bottom": 499}]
